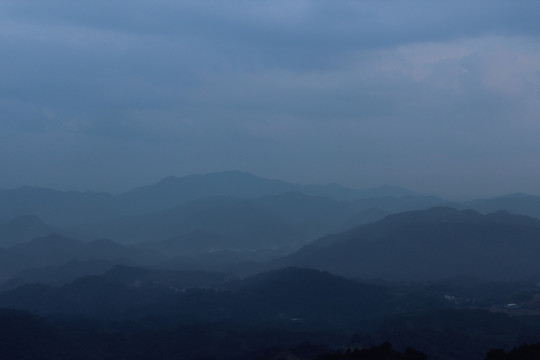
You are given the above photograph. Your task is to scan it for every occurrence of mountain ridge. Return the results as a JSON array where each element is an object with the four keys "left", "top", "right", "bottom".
[
  {"left": 278, "top": 207, "right": 540, "bottom": 281},
  {"left": 0, "top": 171, "right": 416, "bottom": 227}
]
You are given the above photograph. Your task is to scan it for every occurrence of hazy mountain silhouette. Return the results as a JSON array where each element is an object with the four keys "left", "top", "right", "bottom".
[
  {"left": 0, "top": 259, "right": 116, "bottom": 290},
  {"left": 341, "top": 207, "right": 389, "bottom": 230},
  {"left": 256, "top": 192, "right": 359, "bottom": 240},
  {"left": 0, "top": 171, "right": 419, "bottom": 227},
  {"left": 0, "top": 215, "right": 59, "bottom": 247},
  {"left": 82, "top": 196, "right": 305, "bottom": 250},
  {"left": 0, "top": 234, "right": 148, "bottom": 279},
  {"left": 76, "top": 192, "right": 411, "bottom": 255},
  {"left": 117, "top": 171, "right": 299, "bottom": 213},
  {"left": 279, "top": 207, "right": 540, "bottom": 281},
  {"left": 351, "top": 195, "right": 450, "bottom": 214},
  {"left": 6, "top": 172, "right": 540, "bottom": 235},
  {"left": 465, "top": 193, "right": 540, "bottom": 218},
  {"left": 118, "top": 171, "right": 413, "bottom": 213},
  {"left": 82, "top": 193, "right": 372, "bottom": 252}
]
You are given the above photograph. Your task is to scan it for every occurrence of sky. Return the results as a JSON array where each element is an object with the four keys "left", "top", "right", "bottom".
[{"left": 1, "top": 0, "right": 540, "bottom": 197}]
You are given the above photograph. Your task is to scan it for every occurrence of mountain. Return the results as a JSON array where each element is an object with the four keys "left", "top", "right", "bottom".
[
  {"left": 117, "top": 171, "right": 414, "bottom": 214},
  {"left": 0, "top": 309, "right": 96, "bottom": 359},
  {"left": 0, "top": 266, "right": 389, "bottom": 329},
  {"left": 0, "top": 234, "right": 149, "bottom": 279},
  {"left": 228, "top": 267, "right": 391, "bottom": 329},
  {"left": 0, "top": 259, "right": 116, "bottom": 290},
  {"left": 83, "top": 196, "right": 306, "bottom": 250},
  {"left": 465, "top": 193, "right": 540, "bottom": 218},
  {"left": 0, "top": 215, "right": 59, "bottom": 247},
  {"left": 116, "top": 171, "right": 299, "bottom": 213},
  {"left": 351, "top": 195, "right": 450, "bottom": 214},
  {"left": 256, "top": 192, "right": 358, "bottom": 240},
  {"left": 0, "top": 171, "right": 418, "bottom": 227},
  {"left": 0, "top": 265, "right": 229, "bottom": 320},
  {"left": 341, "top": 207, "right": 389, "bottom": 230},
  {"left": 77, "top": 192, "right": 415, "bottom": 256},
  {"left": 279, "top": 207, "right": 540, "bottom": 282},
  {"left": 78, "top": 193, "right": 365, "bottom": 251},
  {"left": 354, "top": 185, "right": 416, "bottom": 198}
]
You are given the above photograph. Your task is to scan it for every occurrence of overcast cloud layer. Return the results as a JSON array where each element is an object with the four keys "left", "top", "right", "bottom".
[{"left": 1, "top": 0, "right": 540, "bottom": 197}]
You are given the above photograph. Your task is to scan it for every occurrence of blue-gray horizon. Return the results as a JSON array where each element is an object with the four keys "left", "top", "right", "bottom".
[{"left": 1, "top": 0, "right": 539, "bottom": 198}]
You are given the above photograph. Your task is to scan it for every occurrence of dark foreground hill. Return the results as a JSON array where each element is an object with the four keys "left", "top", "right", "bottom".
[
  {"left": 0, "top": 309, "right": 98, "bottom": 360},
  {"left": 0, "top": 307, "right": 433, "bottom": 360},
  {"left": 3, "top": 268, "right": 540, "bottom": 359},
  {"left": 0, "top": 266, "right": 390, "bottom": 330},
  {"left": 279, "top": 207, "right": 540, "bottom": 282}
]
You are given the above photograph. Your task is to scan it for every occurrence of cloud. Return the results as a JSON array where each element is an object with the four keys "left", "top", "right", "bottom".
[{"left": 0, "top": 1, "right": 540, "bottom": 196}]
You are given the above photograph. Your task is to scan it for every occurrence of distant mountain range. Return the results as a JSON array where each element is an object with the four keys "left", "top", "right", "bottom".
[
  {"left": 5, "top": 206, "right": 540, "bottom": 286},
  {"left": 4, "top": 173, "right": 540, "bottom": 360},
  {"left": 3, "top": 171, "right": 540, "bottom": 285},
  {"left": 0, "top": 171, "right": 417, "bottom": 226},
  {"left": 3, "top": 171, "right": 540, "bottom": 230},
  {"left": 119, "top": 171, "right": 416, "bottom": 211}
]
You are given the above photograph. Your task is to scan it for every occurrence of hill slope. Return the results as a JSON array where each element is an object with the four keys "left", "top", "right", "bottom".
[
  {"left": 0, "top": 266, "right": 389, "bottom": 329},
  {"left": 0, "top": 215, "right": 59, "bottom": 247},
  {"left": 0, "top": 234, "right": 146, "bottom": 279},
  {"left": 280, "top": 207, "right": 540, "bottom": 281}
]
